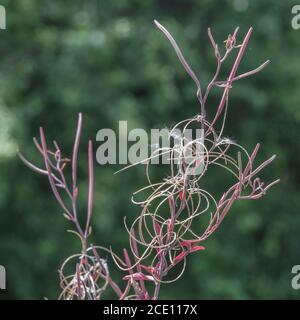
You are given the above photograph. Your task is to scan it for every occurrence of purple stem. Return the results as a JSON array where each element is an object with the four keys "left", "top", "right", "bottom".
[
  {"left": 208, "top": 27, "right": 253, "bottom": 131},
  {"left": 72, "top": 113, "right": 82, "bottom": 193},
  {"left": 39, "top": 127, "right": 71, "bottom": 216},
  {"left": 85, "top": 140, "right": 94, "bottom": 237}
]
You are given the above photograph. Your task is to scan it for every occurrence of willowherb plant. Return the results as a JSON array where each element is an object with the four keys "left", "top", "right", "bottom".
[{"left": 19, "top": 20, "right": 279, "bottom": 300}]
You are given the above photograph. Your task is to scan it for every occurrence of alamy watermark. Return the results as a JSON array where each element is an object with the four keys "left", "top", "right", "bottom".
[
  {"left": 291, "top": 265, "right": 300, "bottom": 290},
  {"left": 95, "top": 121, "right": 205, "bottom": 176},
  {"left": 0, "top": 5, "right": 5, "bottom": 30},
  {"left": 0, "top": 265, "right": 5, "bottom": 289},
  {"left": 292, "top": 5, "right": 300, "bottom": 30}
]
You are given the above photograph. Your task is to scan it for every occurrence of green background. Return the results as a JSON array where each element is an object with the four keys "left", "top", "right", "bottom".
[{"left": 0, "top": 0, "right": 299, "bottom": 299}]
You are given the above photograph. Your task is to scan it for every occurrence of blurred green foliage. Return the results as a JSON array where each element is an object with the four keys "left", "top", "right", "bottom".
[{"left": 0, "top": 0, "right": 299, "bottom": 299}]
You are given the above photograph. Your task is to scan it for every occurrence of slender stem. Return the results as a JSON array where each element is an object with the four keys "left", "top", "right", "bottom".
[
  {"left": 208, "top": 27, "right": 253, "bottom": 131},
  {"left": 85, "top": 140, "right": 94, "bottom": 238}
]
